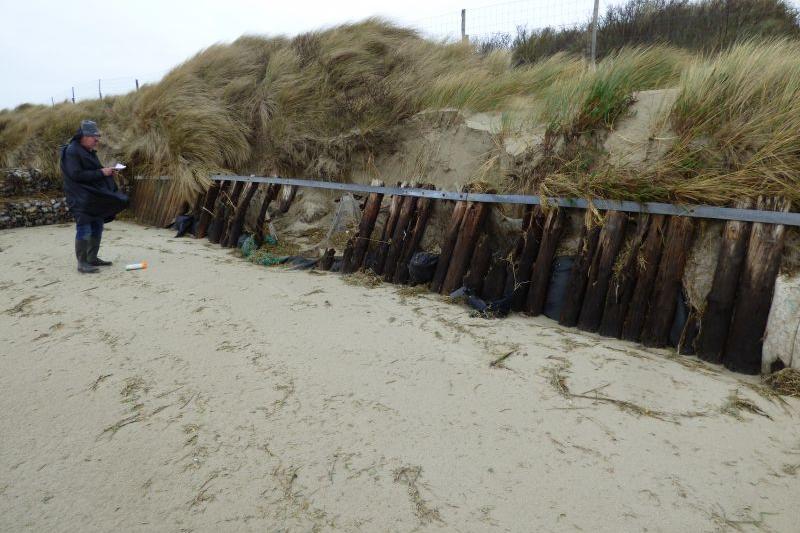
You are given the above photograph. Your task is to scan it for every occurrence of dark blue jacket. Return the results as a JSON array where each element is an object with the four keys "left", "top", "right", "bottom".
[{"left": 60, "top": 135, "right": 129, "bottom": 225}]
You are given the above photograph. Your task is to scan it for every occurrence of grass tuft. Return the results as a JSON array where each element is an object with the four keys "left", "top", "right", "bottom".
[{"left": 763, "top": 368, "right": 800, "bottom": 398}]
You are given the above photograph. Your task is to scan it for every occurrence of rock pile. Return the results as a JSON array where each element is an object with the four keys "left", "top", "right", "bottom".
[
  {"left": 0, "top": 167, "right": 71, "bottom": 230},
  {"left": 0, "top": 197, "right": 71, "bottom": 230},
  {"left": 0, "top": 168, "right": 59, "bottom": 197}
]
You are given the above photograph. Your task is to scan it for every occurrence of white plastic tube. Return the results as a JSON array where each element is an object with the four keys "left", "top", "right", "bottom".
[{"left": 125, "top": 261, "right": 148, "bottom": 271}]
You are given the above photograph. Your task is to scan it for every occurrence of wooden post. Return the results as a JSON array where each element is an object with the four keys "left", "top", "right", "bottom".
[
  {"left": 640, "top": 216, "right": 695, "bottom": 348},
  {"left": 277, "top": 185, "right": 298, "bottom": 213},
  {"left": 724, "top": 197, "right": 790, "bottom": 374},
  {"left": 220, "top": 181, "right": 246, "bottom": 246},
  {"left": 344, "top": 180, "right": 385, "bottom": 274},
  {"left": 191, "top": 191, "right": 204, "bottom": 218},
  {"left": 513, "top": 206, "right": 533, "bottom": 258},
  {"left": 383, "top": 193, "right": 419, "bottom": 281},
  {"left": 319, "top": 248, "right": 335, "bottom": 271},
  {"left": 482, "top": 256, "right": 508, "bottom": 302},
  {"left": 678, "top": 311, "right": 700, "bottom": 355},
  {"left": 598, "top": 215, "right": 651, "bottom": 338},
  {"left": 511, "top": 206, "right": 545, "bottom": 311},
  {"left": 578, "top": 211, "right": 628, "bottom": 332},
  {"left": 696, "top": 200, "right": 752, "bottom": 363},
  {"left": 98, "top": 79, "right": 102, "bottom": 99},
  {"left": 207, "top": 181, "right": 231, "bottom": 244},
  {"left": 373, "top": 185, "right": 405, "bottom": 276},
  {"left": 431, "top": 201, "right": 468, "bottom": 293},
  {"left": 135, "top": 79, "right": 139, "bottom": 91},
  {"left": 224, "top": 182, "right": 259, "bottom": 248},
  {"left": 254, "top": 184, "right": 281, "bottom": 244},
  {"left": 441, "top": 202, "right": 490, "bottom": 294},
  {"left": 621, "top": 215, "right": 667, "bottom": 342},
  {"left": 590, "top": 0, "right": 600, "bottom": 65},
  {"left": 195, "top": 182, "right": 221, "bottom": 239},
  {"left": 524, "top": 207, "right": 566, "bottom": 315},
  {"left": 342, "top": 236, "right": 355, "bottom": 271},
  {"left": 559, "top": 215, "right": 601, "bottom": 327},
  {"left": 393, "top": 185, "right": 436, "bottom": 284},
  {"left": 463, "top": 233, "right": 492, "bottom": 293}
]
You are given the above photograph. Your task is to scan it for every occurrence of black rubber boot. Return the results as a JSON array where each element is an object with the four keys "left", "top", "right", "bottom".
[
  {"left": 87, "top": 236, "right": 112, "bottom": 266},
  {"left": 75, "top": 239, "right": 99, "bottom": 274}
]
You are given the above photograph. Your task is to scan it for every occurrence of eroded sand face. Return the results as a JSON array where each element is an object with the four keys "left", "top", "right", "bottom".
[{"left": 2, "top": 222, "right": 800, "bottom": 532}]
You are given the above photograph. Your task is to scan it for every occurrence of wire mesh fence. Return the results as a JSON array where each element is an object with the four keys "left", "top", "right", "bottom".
[
  {"left": 410, "top": 0, "right": 595, "bottom": 42},
  {"left": 45, "top": 70, "right": 169, "bottom": 106},
  {"left": 410, "top": 0, "right": 800, "bottom": 60}
]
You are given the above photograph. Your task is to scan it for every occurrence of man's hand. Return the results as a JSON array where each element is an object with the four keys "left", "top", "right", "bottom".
[{"left": 101, "top": 167, "right": 115, "bottom": 177}]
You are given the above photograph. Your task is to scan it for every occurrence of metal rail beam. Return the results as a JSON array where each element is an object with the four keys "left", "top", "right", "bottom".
[{"left": 212, "top": 175, "right": 800, "bottom": 227}]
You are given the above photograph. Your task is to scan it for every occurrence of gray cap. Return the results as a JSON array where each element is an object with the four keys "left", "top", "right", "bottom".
[{"left": 80, "top": 119, "right": 101, "bottom": 137}]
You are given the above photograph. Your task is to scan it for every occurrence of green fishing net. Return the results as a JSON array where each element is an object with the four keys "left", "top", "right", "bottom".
[{"left": 240, "top": 234, "right": 286, "bottom": 266}]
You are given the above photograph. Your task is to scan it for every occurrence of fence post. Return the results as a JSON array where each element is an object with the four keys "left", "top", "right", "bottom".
[
  {"left": 71, "top": 87, "right": 75, "bottom": 104},
  {"left": 135, "top": 79, "right": 139, "bottom": 91},
  {"left": 98, "top": 79, "right": 102, "bottom": 99},
  {"left": 461, "top": 9, "right": 467, "bottom": 42},
  {"left": 590, "top": 0, "right": 600, "bottom": 65}
]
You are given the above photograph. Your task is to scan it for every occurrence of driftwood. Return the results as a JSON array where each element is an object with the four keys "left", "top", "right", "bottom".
[{"left": 724, "top": 197, "right": 790, "bottom": 374}]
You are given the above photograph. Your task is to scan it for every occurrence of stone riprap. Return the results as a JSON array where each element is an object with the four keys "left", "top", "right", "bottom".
[
  {"left": 0, "top": 197, "right": 71, "bottom": 230},
  {"left": 0, "top": 167, "right": 71, "bottom": 230},
  {"left": 0, "top": 168, "right": 59, "bottom": 197}
]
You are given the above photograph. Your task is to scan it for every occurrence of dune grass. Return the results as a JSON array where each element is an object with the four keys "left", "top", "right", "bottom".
[
  {"left": 0, "top": 19, "right": 585, "bottom": 197},
  {"left": 651, "top": 39, "right": 800, "bottom": 205},
  {"left": 538, "top": 46, "right": 687, "bottom": 136},
  {"left": 517, "top": 38, "right": 800, "bottom": 207},
  {"left": 1, "top": 18, "right": 800, "bottom": 211}
]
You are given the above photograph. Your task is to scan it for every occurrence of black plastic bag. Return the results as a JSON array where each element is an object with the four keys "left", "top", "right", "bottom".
[
  {"left": 408, "top": 252, "right": 439, "bottom": 284},
  {"left": 543, "top": 256, "right": 575, "bottom": 321}
]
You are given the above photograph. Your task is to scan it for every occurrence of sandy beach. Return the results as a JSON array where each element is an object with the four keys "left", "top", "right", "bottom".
[{"left": 2, "top": 221, "right": 800, "bottom": 532}]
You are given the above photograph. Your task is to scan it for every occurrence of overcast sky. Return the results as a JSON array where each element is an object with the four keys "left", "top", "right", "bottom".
[{"left": 0, "top": 0, "right": 624, "bottom": 109}]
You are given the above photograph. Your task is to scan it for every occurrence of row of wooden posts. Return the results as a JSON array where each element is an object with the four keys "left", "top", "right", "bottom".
[
  {"left": 193, "top": 179, "right": 789, "bottom": 376},
  {"left": 194, "top": 180, "right": 296, "bottom": 247}
]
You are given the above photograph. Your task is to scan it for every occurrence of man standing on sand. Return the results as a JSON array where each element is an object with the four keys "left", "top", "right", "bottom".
[{"left": 60, "top": 120, "right": 129, "bottom": 274}]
